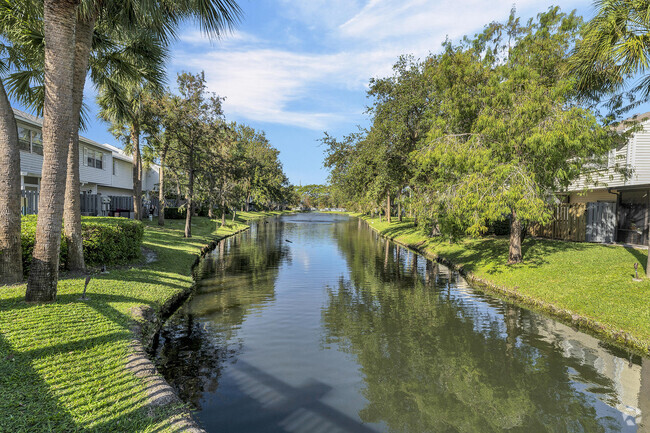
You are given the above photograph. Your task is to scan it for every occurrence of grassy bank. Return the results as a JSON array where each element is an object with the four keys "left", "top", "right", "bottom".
[
  {"left": 0, "top": 211, "right": 284, "bottom": 432},
  {"left": 363, "top": 216, "right": 650, "bottom": 355}
]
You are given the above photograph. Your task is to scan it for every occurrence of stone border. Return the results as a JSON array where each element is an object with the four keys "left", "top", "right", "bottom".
[
  {"left": 125, "top": 224, "right": 254, "bottom": 432},
  {"left": 362, "top": 218, "right": 650, "bottom": 356}
]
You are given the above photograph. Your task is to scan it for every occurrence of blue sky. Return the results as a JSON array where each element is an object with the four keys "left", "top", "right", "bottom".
[{"left": 13, "top": 0, "right": 593, "bottom": 185}]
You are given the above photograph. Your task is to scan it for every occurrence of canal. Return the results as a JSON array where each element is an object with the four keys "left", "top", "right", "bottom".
[{"left": 156, "top": 213, "right": 649, "bottom": 432}]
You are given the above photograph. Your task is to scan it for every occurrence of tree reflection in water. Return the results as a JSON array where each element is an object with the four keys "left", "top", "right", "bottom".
[
  {"left": 324, "top": 220, "right": 630, "bottom": 432},
  {"left": 155, "top": 220, "right": 290, "bottom": 409},
  {"left": 154, "top": 215, "right": 646, "bottom": 432}
]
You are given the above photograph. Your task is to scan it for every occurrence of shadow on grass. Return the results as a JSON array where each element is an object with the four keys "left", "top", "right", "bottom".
[
  {"left": 373, "top": 220, "right": 619, "bottom": 275},
  {"left": 0, "top": 333, "right": 80, "bottom": 432}
]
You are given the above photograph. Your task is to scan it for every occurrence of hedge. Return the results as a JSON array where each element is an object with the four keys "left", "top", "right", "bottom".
[
  {"left": 21, "top": 215, "right": 144, "bottom": 275},
  {"left": 163, "top": 207, "right": 186, "bottom": 219}
]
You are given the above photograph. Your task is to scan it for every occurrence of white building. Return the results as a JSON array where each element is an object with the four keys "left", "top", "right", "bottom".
[
  {"left": 15, "top": 108, "right": 159, "bottom": 208},
  {"left": 563, "top": 112, "right": 650, "bottom": 244}
]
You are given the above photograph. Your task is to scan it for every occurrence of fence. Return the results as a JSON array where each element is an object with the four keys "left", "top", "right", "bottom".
[
  {"left": 530, "top": 203, "right": 587, "bottom": 242},
  {"left": 530, "top": 202, "right": 617, "bottom": 243},
  {"left": 21, "top": 190, "right": 38, "bottom": 215},
  {"left": 22, "top": 191, "right": 135, "bottom": 217}
]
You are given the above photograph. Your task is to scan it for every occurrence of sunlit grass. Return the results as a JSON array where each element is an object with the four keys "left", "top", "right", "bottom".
[
  {"left": 0, "top": 211, "right": 285, "bottom": 432},
  {"left": 365, "top": 216, "right": 650, "bottom": 354}
]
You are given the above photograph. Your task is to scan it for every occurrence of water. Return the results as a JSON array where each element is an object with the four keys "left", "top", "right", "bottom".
[{"left": 156, "top": 213, "right": 650, "bottom": 432}]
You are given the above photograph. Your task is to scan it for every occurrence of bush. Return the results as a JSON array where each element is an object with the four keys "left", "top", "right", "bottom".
[
  {"left": 21, "top": 215, "right": 144, "bottom": 276},
  {"left": 164, "top": 207, "right": 186, "bottom": 219},
  {"left": 81, "top": 217, "right": 144, "bottom": 266}
]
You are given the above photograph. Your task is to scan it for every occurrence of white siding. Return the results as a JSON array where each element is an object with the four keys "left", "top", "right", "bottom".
[
  {"left": 97, "top": 186, "right": 132, "bottom": 197},
  {"left": 18, "top": 150, "right": 43, "bottom": 176},
  {"left": 112, "top": 158, "right": 133, "bottom": 190},
  {"left": 633, "top": 131, "right": 650, "bottom": 184},
  {"left": 79, "top": 142, "right": 112, "bottom": 186},
  {"left": 143, "top": 165, "right": 160, "bottom": 191}
]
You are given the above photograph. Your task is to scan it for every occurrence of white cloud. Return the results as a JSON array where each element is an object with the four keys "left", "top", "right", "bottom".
[{"left": 172, "top": 0, "right": 588, "bottom": 131}]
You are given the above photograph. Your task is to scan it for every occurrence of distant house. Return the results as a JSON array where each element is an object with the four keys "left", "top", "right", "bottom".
[
  {"left": 15, "top": 108, "right": 159, "bottom": 216},
  {"left": 561, "top": 112, "right": 650, "bottom": 244}
]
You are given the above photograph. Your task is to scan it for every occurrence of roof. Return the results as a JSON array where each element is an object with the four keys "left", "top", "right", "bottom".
[
  {"left": 13, "top": 108, "right": 133, "bottom": 162},
  {"left": 614, "top": 111, "right": 650, "bottom": 132}
]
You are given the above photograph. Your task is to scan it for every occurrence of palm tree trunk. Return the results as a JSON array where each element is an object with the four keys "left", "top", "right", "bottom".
[
  {"left": 0, "top": 80, "right": 23, "bottom": 285},
  {"left": 157, "top": 149, "right": 167, "bottom": 226},
  {"left": 131, "top": 123, "right": 142, "bottom": 220},
  {"left": 26, "top": 0, "right": 79, "bottom": 302},
  {"left": 508, "top": 209, "right": 523, "bottom": 264},
  {"left": 63, "top": 16, "right": 94, "bottom": 273}
]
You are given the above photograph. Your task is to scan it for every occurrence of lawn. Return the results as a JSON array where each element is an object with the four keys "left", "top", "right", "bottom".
[
  {"left": 364, "top": 216, "right": 650, "bottom": 355},
  {"left": 0, "top": 211, "right": 284, "bottom": 432}
]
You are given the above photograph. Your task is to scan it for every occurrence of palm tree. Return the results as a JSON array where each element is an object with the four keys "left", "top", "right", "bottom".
[
  {"left": 98, "top": 77, "right": 164, "bottom": 221},
  {"left": 0, "top": 0, "right": 44, "bottom": 285},
  {"left": 24, "top": 0, "right": 80, "bottom": 302},
  {"left": 571, "top": 0, "right": 650, "bottom": 276},
  {"left": 25, "top": 0, "right": 242, "bottom": 301}
]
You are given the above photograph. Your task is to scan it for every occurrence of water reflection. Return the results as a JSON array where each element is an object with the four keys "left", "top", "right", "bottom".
[{"left": 156, "top": 214, "right": 649, "bottom": 432}]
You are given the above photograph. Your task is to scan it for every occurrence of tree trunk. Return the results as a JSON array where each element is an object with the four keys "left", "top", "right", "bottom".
[
  {"left": 232, "top": 210, "right": 236, "bottom": 222},
  {"left": 386, "top": 190, "right": 391, "bottom": 223},
  {"left": 0, "top": 81, "right": 23, "bottom": 285},
  {"left": 208, "top": 199, "right": 214, "bottom": 219},
  {"left": 158, "top": 149, "right": 167, "bottom": 226},
  {"left": 26, "top": 0, "right": 79, "bottom": 302},
  {"left": 246, "top": 193, "right": 250, "bottom": 212},
  {"left": 184, "top": 167, "right": 193, "bottom": 238},
  {"left": 131, "top": 123, "right": 142, "bottom": 220},
  {"left": 508, "top": 210, "right": 523, "bottom": 264},
  {"left": 398, "top": 196, "right": 402, "bottom": 222},
  {"left": 221, "top": 197, "right": 226, "bottom": 227},
  {"left": 63, "top": 16, "right": 94, "bottom": 273}
]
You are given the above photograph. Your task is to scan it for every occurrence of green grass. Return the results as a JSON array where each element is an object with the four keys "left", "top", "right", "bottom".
[
  {"left": 0, "top": 211, "right": 285, "bottom": 432},
  {"left": 365, "top": 216, "right": 650, "bottom": 354}
]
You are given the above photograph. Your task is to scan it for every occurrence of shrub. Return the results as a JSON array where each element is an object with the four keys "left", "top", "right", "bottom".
[
  {"left": 81, "top": 217, "right": 144, "bottom": 266},
  {"left": 20, "top": 216, "right": 144, "bottom": 276},
  {"left": 164, "top": 207, "right": 186, "bottom": 219},
  {"left": 21, "top": 215, "right": 68, "bottom": 276}
]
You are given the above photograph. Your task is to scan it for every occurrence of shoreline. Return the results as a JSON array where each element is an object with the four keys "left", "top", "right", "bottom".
[
  {"left": 0, "top": 212, "right": 285, "bottom": 432},
  {"left": 358, "top": 215, "right": 650, "bottom": 356}
]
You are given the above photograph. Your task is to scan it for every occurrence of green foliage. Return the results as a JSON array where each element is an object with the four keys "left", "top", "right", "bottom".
[
  {"left": 294, "top": 184, "right": 332, "bottom": 208},
  {"left": 81, "top": 217, "right": 144, "bottom": 265},
  {"left": 0, "top": 213, "right": 281, "bottom": 432},
  {"left": 326, "top": 7, "right": 622, "bottom": 262},
  {"left": 163, "top": 207, "right": 187, "bottom": 219},
  {"left": 20, "top": 215, "right": 143, "bottom": 275},
  {"left": 365, "top": 216, "right": 650, "bottom": 354},
  {"left": 20, "top": 215, "right": 67, "bottom": 276}
]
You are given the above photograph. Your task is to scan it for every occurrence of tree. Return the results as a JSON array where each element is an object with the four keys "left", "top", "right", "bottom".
[
  {"left": 161, "top": 72, "right": 226, "bottom": 237},
  {"left": 0, "top": 0, "right": 41, "bottom": 284},
  {"left": 25, "top": 0, "right": 80, "bottom": 302},
  {"left": 416, "top": 8, "right": 616, "bottom": 263},
  {"left": 366, "top": 56, "right": 431, "bottom": 223},
  {"left": 25, "top": 0, "right": 241, "bottom": 301},
  {"left": 99, "top": 74, "right": 165, "bottom": 221}
]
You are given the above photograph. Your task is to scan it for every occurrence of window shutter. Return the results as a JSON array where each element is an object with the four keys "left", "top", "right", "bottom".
[{"left": 83, "top": 147, "right": 88, "bottom": 166}]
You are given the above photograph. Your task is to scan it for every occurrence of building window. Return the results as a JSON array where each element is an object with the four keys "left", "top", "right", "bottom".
[
  {"left": 31, "top": 131, "right": 43, "bottom": 156},
  {"left": 113, "top": 160, "right": 117, "bottom": 176},
  {"left": 18, "top": 127, "right": 31, "bottom": 152},
  {"left": 84, "top": 147, "right": 103, "bottom": 169}
]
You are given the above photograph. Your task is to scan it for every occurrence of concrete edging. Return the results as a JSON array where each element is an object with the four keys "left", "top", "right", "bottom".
[{"left": 126, "top": 224, "right": 254, "bottom": 432}]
